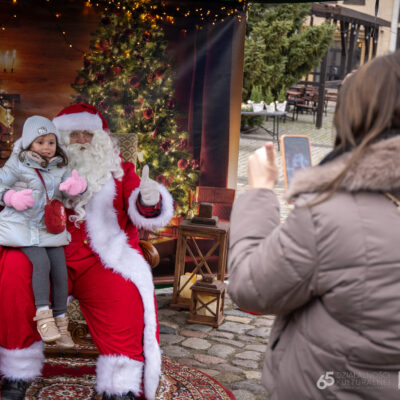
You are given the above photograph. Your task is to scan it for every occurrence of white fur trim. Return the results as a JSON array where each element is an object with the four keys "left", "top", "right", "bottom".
[
  {"left": 128, "top": 184, "right": 174, "bottom": 231},
  {"left": 53, "top": 111, "right": 103, "bottom": 132},
  {"left": 96, "top": 355, "right": 143, "bottom": 396},
  {"left": 85, "top": 178, "right": 161, "bottom": 399},
  {"left": 0, "top": 341, "right": 44, "bottom": 380}
]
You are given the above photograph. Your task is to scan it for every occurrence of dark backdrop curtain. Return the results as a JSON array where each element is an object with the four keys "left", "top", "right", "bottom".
[{"left": 165, "top": 5, "right": 246, "bottom": 187}]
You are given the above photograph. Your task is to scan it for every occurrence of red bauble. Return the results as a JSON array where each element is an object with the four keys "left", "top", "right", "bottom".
[
  {"left": 177, "top": 159, "right": 188, "bottom": 170},
  {"left": 129, "top": 76, "right": 140, "bottom": 88},
  {"left": 151, "top": 127, "right": 158, "bottom": 138},
  {"left": 160, "top": 140, "right": 171, "bottom": 152},
  {"left": 143, "top": 108, "right": 154, "bottom": 120},
  {"left": 109, "top": 66, "right": 123, "bottom": 76},
  {"left": 143, "top": 31, "right": 152, "bottom": 41}
]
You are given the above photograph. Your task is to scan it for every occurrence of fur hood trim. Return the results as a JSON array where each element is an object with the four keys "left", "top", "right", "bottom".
[
  {"left": 128, "top": 183, "right": 174, "bottom": 231},
  {"left": 85, "top": 178, "right": 161, "bottom": 399},
  {"left": 286, "top": 135, "right": 400, "bottom": 201},
  {"left": 0, "top": 341, "right": 44, "bottom": 380}
]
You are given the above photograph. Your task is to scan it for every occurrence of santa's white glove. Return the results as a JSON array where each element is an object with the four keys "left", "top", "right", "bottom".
[{"left": 139, "top": 165, "right": 160, "bottom": 206}]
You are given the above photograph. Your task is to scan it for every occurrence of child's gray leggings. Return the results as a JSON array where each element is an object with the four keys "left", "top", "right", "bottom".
[{"left": 21, "top": 246, "right": 68, "bottom": 317}]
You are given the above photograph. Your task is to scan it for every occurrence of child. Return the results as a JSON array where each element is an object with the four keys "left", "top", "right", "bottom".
[{"left": 0, "top": 115, "right": 87, "bottom": 348}]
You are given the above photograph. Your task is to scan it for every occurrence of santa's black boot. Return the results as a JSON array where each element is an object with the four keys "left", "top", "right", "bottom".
[
  {"left": 0, "top": 378, "right": 31, "bottom": 400},
  {"left": 101, "top": 392, "right": 137, "bottom": 400}
]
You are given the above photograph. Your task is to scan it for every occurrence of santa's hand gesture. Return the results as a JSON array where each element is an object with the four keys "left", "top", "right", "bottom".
[
  {"left": 60, "top": 170, "right": 87, "bottom": 196},
  {"left": 139, "top": 165, "right": 160, "bottom": 206}
]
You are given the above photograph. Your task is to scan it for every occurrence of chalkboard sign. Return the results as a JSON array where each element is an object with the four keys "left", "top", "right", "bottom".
[{"left": 280, "top": 134, "right": 312, "bottom": 189}]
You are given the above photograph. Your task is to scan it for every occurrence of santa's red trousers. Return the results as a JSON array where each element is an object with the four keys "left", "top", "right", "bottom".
[{"left": 0, "top": 237, "right": 158, "bottom": 395}]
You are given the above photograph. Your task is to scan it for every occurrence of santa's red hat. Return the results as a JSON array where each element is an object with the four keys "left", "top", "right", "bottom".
[{"left": 53, "top": 104, "right": 109, "bottom": 133}]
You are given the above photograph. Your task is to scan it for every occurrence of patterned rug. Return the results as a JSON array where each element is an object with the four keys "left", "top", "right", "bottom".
[{"left": 25, "top": 355, "right": 235, "bottom": 399}]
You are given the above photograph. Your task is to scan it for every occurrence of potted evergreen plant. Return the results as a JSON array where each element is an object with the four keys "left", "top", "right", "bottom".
[
  {"left": 276, "top": 88, "right": 287, "bottom": 112},
  {"left": 249, "top": 85, "right": 264, "bottom": 112},
  {"left": 265, "top": 89, "right": 275, "bottom": 112}
]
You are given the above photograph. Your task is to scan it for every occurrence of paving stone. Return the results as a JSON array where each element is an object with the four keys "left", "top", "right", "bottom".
[
  {"left": 232, "top": 389, "right": 256, "bottom": 400},
  {"left": 235, "top": 351, "right": 262, "bottom": 361},
  {"left": 208, "top": 344, "right": 236, "bottom": 358},
  {"left": 248, "top": 327, "right": 271, "bottom": 337},
  {"left": 171, "top": 312, "right": 190, "bottom": 325},
  {"left": 156, "top": 296, "right": 171, "bottom": 309},
  {"left": 185, "top": 323, "right": 213, "bottom": 332},
  {"left": 245, "top": 370, "right": 263, "bottom": 380},
  {"left": 210, "top": 330, "right": 235, "bottom": 339},
  {"left": 177, "top": 357, "right": 205, "bottom": 368},
  {"left": 159, "top": 322, "right": 179, "bottom": 335},
  {"left": 216, "top": 372, "right": 243, "bottom": 383},
  {"left": 253, "top": 318, "right": 275, "bottom": 327},
  {"left": 244, "top": 344, "right": 267, "bottom": 353},
  {"left": 162, "top": 345, "right": 190, "bottom": 358},
  {"left": 231, "top": 381, "right": 268, "bottom": 395},
  {"left": 194, "top": 354, "right": 226, "bottom": 365},
  {"left": 180, "top": 329, "right": 207, "bottom": 338},
  {"left": 210, "top": 337, "right": 246, "bottom": 348},
  {"left": 219, "top": 322, "right": 252, "bottom": 334},
  {"left": 181, "top": 338, "right": 211, "bottom": 350},
  {"left": 215, "top": 363, "right": 245, "bottom": 374},
  {"left": 198, "top": 368, "right": 221, "bottom": 377},
  {"left": 157, "top": 308, "right": 178, "bottom": 318},
  {"left": 159, "top": 334, "right": 185, "bottom": 345},
  {"left": 232, "top": 359, "right": 259, "bottom": 369},
  {"left": 224, "top": 309, "right": 257, "bottom": 319},
  {"left": 225, "top": 315, "right": 253, "bottom": 324},
  {"left": 238, "top": 335, "right": 261, "bottom": 343}
]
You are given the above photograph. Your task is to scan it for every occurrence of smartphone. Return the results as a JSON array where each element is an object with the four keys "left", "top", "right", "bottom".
[{"left": 280, "top": 134, "right": 312, "bottom": 190}]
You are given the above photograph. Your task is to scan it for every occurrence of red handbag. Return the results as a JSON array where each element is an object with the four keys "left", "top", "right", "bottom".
[{"left": 35, "top": 170, "right": 66, "bottom": 234}]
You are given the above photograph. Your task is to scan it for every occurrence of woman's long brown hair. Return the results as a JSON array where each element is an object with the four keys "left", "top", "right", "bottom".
[{"left": 314, "top": 51, "right": 400, "bottom": 204}]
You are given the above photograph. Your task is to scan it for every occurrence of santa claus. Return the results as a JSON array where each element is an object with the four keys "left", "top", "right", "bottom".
[{"left": 0, "top": 104, "right": 174, "bottom": 400}]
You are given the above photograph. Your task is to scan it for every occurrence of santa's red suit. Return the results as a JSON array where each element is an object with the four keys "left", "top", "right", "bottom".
[{"left": 0, "top": 105, "right": 174, "bottom": 400}]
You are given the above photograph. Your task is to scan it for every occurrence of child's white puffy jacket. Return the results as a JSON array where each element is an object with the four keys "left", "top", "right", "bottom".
[{"left": 0, "top": 148, "right": 71, "bottom": 247}]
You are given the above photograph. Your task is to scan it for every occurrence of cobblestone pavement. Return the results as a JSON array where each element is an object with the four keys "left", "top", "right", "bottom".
[{"left": 155, "top": 109, "right": 336, "bottom": 400}]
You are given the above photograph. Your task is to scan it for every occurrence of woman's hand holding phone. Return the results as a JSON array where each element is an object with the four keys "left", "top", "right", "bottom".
[{"left": 247, "top": 142, "right": 279, "bottom": 190}]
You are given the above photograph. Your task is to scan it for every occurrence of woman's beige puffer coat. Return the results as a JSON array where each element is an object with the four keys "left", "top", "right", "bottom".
[{"left": 228, "top": 134, "right": 400, "bottom": 400}]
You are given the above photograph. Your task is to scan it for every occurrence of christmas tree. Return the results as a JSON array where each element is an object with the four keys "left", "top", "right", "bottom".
[{"left": 71, "top": 1, "right": 200, "bottom": 216}]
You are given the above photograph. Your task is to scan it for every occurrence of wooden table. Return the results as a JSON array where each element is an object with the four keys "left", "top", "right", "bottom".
[
  {"left": 171, "top": 219, "right": 230, "bottom": 310},
  {"left": 241, "top": 110, "right": 287, "bottom": 150}
]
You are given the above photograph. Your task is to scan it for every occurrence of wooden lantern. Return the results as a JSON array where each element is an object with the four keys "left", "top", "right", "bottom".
[
  {"left": 187, "top": 274, "right": 226, "bottom": 327},
  {"left": 171, "top": 219, "right": 229, "bottom": 310}
]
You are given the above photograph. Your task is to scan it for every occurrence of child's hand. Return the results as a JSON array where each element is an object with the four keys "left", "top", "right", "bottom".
[
  {"left": 4, "top": 189, "right": 35, "bottom": 211},
  {"left": 59, "top": 170, "right": 87, "bottom": 196}
]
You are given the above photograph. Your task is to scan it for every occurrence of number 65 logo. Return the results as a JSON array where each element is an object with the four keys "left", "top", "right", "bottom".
[{"left": 316, "top": 372, "right": 335, "bottom": 390}]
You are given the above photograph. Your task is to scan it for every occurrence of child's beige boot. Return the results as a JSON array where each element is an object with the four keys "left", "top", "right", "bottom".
[
  {"left": 33, "top": 309, "right": 61, "bottom": 343},
  {"left": 54, "top": 316, "right": 75, "bottom": 349}
]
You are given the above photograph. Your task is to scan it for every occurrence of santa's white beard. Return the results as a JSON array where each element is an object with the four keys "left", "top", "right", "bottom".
[{"left": 64, "top": 132, "right": 124, "bottom": 224}]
